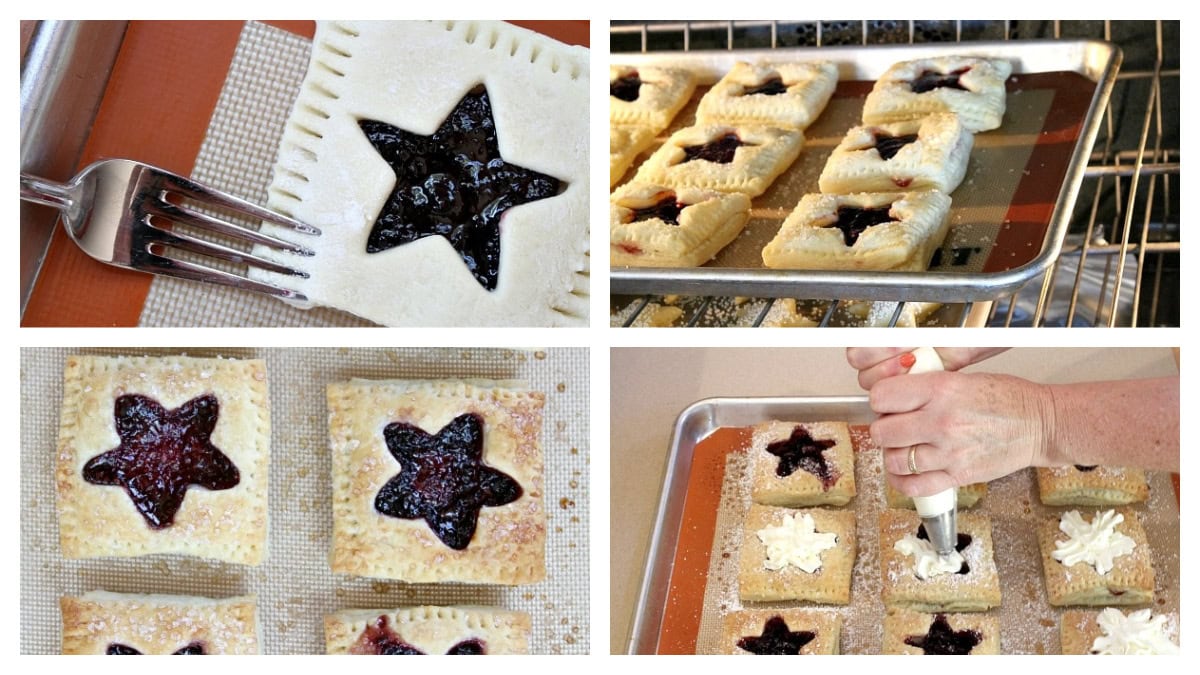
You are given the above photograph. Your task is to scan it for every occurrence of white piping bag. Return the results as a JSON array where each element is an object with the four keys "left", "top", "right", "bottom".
[{"left": 905, "top": 347, "right": 958, "bottom": 557}]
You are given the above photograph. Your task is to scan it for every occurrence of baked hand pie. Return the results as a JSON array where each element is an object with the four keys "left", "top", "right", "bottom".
[
  {"left": 55, "top": 355, "right": 269, "bottom": 565},
  {"left": 879, "top": 509, "right": 1002, "bottom": 612},
  {"left": 1060, "top": 608, "right": 1179, "bottom": 655},
  {"left": 749, "top": 420, "right": 856, "bottom": 507},
  {"left": 325, "top": 606, "right": 531, "bottom": 654},
  {"left": 634, "top": 123, "right": 804, "bottom": 197},
  {"left": 818, "top": 113, "right": 974, "bottom": 194},
  {"left": 250, "top": 21, "right": 589, "bottom": 326},
  {"left": 882, "top": 609, "right": 1000, "bottom": 655},
  {"left": 737, "top": 505, "right": 856, "bottom": 604},
  {"left": 761, "top": 191, "right": 952, "bottom": 272},
  {"left": 1036, "top": 465, "right": 1150, "bottom": 506},
  {"left": 696, "top": 60, "right": 838, "bottom": 130},
  {"left": 862, "top": 56, "right": 1012, "bottom": 132},
  {"left": 718, "top": 609, "right": 842, "bottom": 654},
  {"left": 610, "top": 65, "right": 697, "bottom": 131},
  {"left": 611, "top": 125, "right": 659, "bottom": 187},
  {"left": 328, "top": 379, "right": 546, "bottom": 583},
  {"left": 61, "top": 592, "right": 260, "bottom": 654},
  {"left": 1036, "top": 507, "right": 1155, "bottom": 606},
  {"left": 886, "top": 482, "right": 986, "bottom": 510},
  {"left": 609, "top": 182, "right": 751, "bottom": 267}
]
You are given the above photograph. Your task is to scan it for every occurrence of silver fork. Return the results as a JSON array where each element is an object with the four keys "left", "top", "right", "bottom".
[{"left": 20, "top": 158, "right": 320, "bottom": 301}]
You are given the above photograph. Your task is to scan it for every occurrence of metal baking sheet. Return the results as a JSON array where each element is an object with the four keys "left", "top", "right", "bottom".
[
  {"left": 628, "top": 396, "right": 1179, "bottom": 654},
  {"left": 611, "top": 40, "right": 1121, "bottom": 302}
]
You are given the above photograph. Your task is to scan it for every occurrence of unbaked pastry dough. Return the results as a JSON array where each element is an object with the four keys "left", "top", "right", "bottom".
[
  {"left": 634, "top": 123, "right": 804, "bottom": 197},
  {"left": 718, "top": 609, "right": 842, "bottom": 655},
  {"left": 738, "top": 505, "right": 856, "bottom": 604},
  {"left": 696, "top": 61, "right": 837, "bottom": 130},
  {"left": 55, "top": 355, "right": 269, "bottom": 565},
  {"left": 1036, "top": 507, "right": 1155, "bottom": 606},
  {"left": 611, "top": 125, "right": 659, "bottom": 187},
  {"left": 610, "top": 65, "right": 697, "bottom": 131},
  {"left": 879, "top": 509, "right": 1002, "bottom": 612},
  {"left": 749, "top": 420, "right": 856, "bottom": 507},
  {"left": 882, "top": 608, "right": 1000, "bottom": 655},
  {"left": 61, "top": 592, "right": 260, "bottom": 654},
  {"left": 819, "top": 113, "right": 974, "bottom": 194},
  {"left": 862, "top": 56, "right": 1013, "bottom": 132},
  {"left": 328, "top": 379, "right": 546, "bottom": 584},
  {"left": 251, "top": 21, "right": 589, "bottom": 326},
  {"left": 1036, "top": 465, "right": 1150, "bottom": 506},
  {"left": 324, "top": 606, "right": 531, "bottom": 654},
  {"left": 609, "top": 182, "right": 751, "bottom": 267}
]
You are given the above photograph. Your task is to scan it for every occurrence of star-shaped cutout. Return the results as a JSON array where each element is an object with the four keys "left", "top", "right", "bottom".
[
  {"left": 374, "top": 412, "right": 522, "bottom": 550},
  {"left": 359, "top": 85, "right": 565, "bottom": 291},
  {"left": 354, "top": 615, "right": 486, "bottom": 655},
  {"left": 736, "top": 615, "right": 816, "bottom": 655},
  {"left": 82, "top": 394, "right": 239, "bottom": 529},
  {"left": 903, "top": 614, "right": 982, "bottom": 655},
  {"left": 107, "top": 642, "right": 206, "bottom": 655},
  {"left": 765, "top": 425, "right": 838, "bottom": 486}
]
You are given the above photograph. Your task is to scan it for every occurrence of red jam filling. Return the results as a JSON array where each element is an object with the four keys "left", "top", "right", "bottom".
[
  {"left": 82, "top": 394, "right": 239, "bottom": 529},
  {"left": 629, "top": 196, "right": 686, "bottom": 226},
  {"left": 106, "top": 642, "right": 206, "bottom": 655},
  {"left": 352, "top": 615, "right": 487, "bottom": 655},
  {"left": 831, "top": 206, "right": 895, "bottom": 247},
  {"left": 909, "top": 67, "right": 971, "bottom": 94},
  {"left": 742, "top": 76, "right": 788, "bottom": 96},
  {"left": 903, "top": 614, "right": 982, "bottom": 655},
  {"left": 917, "top": 523, "right": 972, "bottom": 574},
  {"left": 681, "top": 133, "right": 746, "bottom": 165},
  {"left": 359, "top": 85, "right": 565, "bottom": 291},
  {"left": 737, "top": 615, "right": 816, "bottom": 655},
  {"left": 872, "top": 132, "right": 919, "bottom": 161},
  {"left": 374, "top": 413, "right": 522, "bottom": 550},
  {"left": 617, "top": 242, "right": 643, "bottom": 255},
  {"left": 764, "top": 425, "right": 838, "bottom": 488},
  {"left": 610, "top": 73, "right": 643, "bottom": 102}
]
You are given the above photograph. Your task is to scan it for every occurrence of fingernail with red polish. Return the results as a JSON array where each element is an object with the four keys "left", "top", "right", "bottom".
[{"left": 899, "top": 352, "right": 917, "bottom": 369}]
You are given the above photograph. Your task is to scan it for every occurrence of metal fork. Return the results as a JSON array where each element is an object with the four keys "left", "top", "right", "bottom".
[{"left": 20, "top": 158, "right": 320, "bottom": 300}]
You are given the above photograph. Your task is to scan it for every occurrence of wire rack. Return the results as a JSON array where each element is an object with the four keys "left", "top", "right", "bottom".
[{"left": 609, "top": 20, "right": 1179, "bottom": 327}]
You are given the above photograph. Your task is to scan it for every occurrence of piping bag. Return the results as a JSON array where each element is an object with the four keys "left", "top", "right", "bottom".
[{"left": 901, "top": 347, "right": 958, "bottom": 557}]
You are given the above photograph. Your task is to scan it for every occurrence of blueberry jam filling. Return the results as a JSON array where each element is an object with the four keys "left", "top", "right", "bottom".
[
  {"left": 359, "top": 85, "right": 565, "bottom": 291},
  {"left": 736, "top": 615, "right": 816, "bottom": 655},
  {"left": 353, "top": 615, "right": 487, "bottom": 655},
  {"left": 909, "top": 67, "right": 972, "bottom": 94},
  {"left": 1074, "top": 465, "right": 1099, "bottom": 472},
  {"left": 106, "top": 642, "right": 206, "bottom": 655},
  {"left": 917, "top": 523, "right": 972, "bottom": 574},
  {"left": 872, "top": 132, "right": 920, "bottom": 161},
  {"left": 742, "top": 76, "right": 788, "bottom": 97},
  {"left": 82, "top": 394, "right": 238, "bottom": 529},
  {"left": 903, "top": 614, "right": 982, "bottom": 655},
  {"left": 764, "top": 425, "right": 838, "bottom": 488},
  {"left": 374, "top": 412, "right": 522, "bottom": 551},
  {"left": 610, "top": 73, "right": 643, "bottom": 102},
  {"left": 681, "top": 133, "right": 747, "bottom": 165},
  {"left": 831, "top": 206, "right": 895, "bottom": 247},
  {"left": 629, "top": 196, "right": 686, "bottom": 226}
]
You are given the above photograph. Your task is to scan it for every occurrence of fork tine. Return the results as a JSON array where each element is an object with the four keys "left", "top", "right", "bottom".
[
  {"left": 146, "top": 200, "right": 316, "bottom": 256},
  {"left": 145, "top": 225, "right": 311, "bottom": 278},
  {"left": 138, "top": 253, "right": 309, "bottom": 302},
  {"left": 152, "top": 168, "right": 322, "bottom": 236}
]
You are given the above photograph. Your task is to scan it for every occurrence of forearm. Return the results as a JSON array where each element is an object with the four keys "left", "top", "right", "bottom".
[{"left": 1042, "top": 376, "right": 1179, "bottom": 471}]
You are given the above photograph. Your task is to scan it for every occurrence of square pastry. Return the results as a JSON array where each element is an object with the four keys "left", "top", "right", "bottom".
[
  {"left": 761, "top": 191, "right": 952, "bottom": 272},
  {"left": 862, "top": 56, "right": 1013, "bottom": 132},
  {"left": 718, "top": 609, "right": 841, "bottom": 655},
  {"left": 882, "top": 609, "right": 1000, "bottom": 655},
  {"left": 885, "top": 482, "right": 987, "bottom": 510},
  {"left": 749, "top": 420, "right": 856, "bottom": 507},
  {"left": 634, "top": 123, "right": 804, "bottom": 197},
  {"left": 610, "top": 125, "right": 659, "bottom": 187},
  {"left": 61, "top": 592, "right": 260, "bottom": 654},
  {"left": 818, "top": 113, "right": 974, "bottom": 194},
  {"left": 1036, "top": 507, "right": 1155, "bottom": 606},
  {"left": 328, "top": 379, "right": 546, "bottom": 583},
  {"left": 250, "top": 21, "right": 590, "bottom": 326},
  {"left": 738, "top": 505, "right": 856, "bottom": 604},
  {"left": 880, "top": 509, "right": 1002, "bottom": 612},
  {"left": 325, "top": 606, "right": 531, "bottom": 654},
  {"left": 610, "top": 65, "right": 697, "bottom": 131},
  {"left": 55, "top": 355, "right": 269, "bottom": 565},
  {"left": 696, "top": 60, "right": 838, "bottom": 130},
  {"left": 609, "top": 182, "right": 751, "bottom": 267},
  {"left": 1060, "top": 608, "right": 1179, "bottom": 655},
  {"left": 1036, "top": 465, "right": 1150, "bottom": 506}
]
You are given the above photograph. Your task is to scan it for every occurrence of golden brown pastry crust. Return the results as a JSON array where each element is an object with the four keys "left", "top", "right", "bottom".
[
  {"left": 1035, "top": 507, "right": 1155, "bottom": 606},
  {"left": 634, "top": 123, "right": 804, "bottom": 197},
  {"left": 749, "top": 420, "right": 856, "bottom": 507},
  {"left": 324, "top": 606, "right": 531, "bottom": 654},
  {"left": 882, "top": 608, "right": 1000, "bottom": 654},
  {"left": 737, "top": 505, "right": 856, "bottom": 604},
  {"left": 55, "top": 355, "right": 270, "bottom": 565},
  {"left": 610, "top": 182, "right": 751, "bottom": 267},
  {"left": 879, "top": 509, "right": 1002, "bottom": 612},
  {"left": 610, "top": 125, "right": 659, "bottom": 187},
  {"left": 885, "top": 482, "right": 987, "bottom": 510},
  {"left": 1036, "top": 466, "right": 1150, "bottom": 506},
  {"left": 696, "top": 60, "right": 838, "bottom": 129},
  {"left": 61, "top": 592, "right": 260, "bottom": 655},
  {"left": 818, "top": 113, "right": 974, "bottom": 194},
  {"left": 862, "top": 56, "right": 1013, "bottom": 132},
  {"left": 610, "top": 65, "right": 697, "bottom": 130},
  {"left": 718, "top": 609, "right": 842, "bottom": 654}
]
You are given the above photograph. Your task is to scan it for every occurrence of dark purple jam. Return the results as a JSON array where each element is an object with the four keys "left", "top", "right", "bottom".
[
  {"left": 106, "top": 642, "right": 206, "bottom": 655},
  {"left": 629, "top": 196, "right": 686, "bottom": 226},
  {"left": 910, "top": 67, "right": 971, "bottom": 94},
  {"left": 445, "top": 639, "right": 486, "bottom": 655},
  {"left": 681, "top": 133, "right": 746, "bottom": 164},
  {"left": 374, "top": 413, "right": 522, "bottom": 550},
  {"left": 352, "top": 615, "right": 488, "bottom": 654},
  {"left": 610, "top": 73, "right": 643, "bottom": 102},
  {"left": 872, "top": 132, "right": 920, "bottom": 161},
  {"left": 1074, "top": 465, "right": 1099, "bottom": 472},
  {"left": 764, "top": 425, "right": 838, "bottom": 488},
  {"left": 917, "top": 523, "right": 972, "bottom": 574},
  {"left": 831, "top": 206, "right": 895, "bottom": 247},
  {"left": 903, "top": 614, "right": 982, "bottom": 655},
  {"left": 743, "top": 76, "right": 788, "bottom": 96},
  {"left": 736, "top": 615, "right": 816, "bottom": 655},
  {"left": 359, "top": 85, "right": 565, "bottom": 291},
  {"left": 82, "top": 394, "right": 238, "bottom": 529}
]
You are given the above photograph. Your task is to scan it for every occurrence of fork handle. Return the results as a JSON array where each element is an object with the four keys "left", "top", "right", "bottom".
[{"left": 20, "top": 172, "right": 72, "bottom": 210}]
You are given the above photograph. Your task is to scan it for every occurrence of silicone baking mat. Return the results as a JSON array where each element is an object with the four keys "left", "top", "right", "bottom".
[
  {"left": 20, "top": 348, "right": 590, "bottom": 654},
  {"left": 651, "top": 425, "right": 1179, "bottom": 654}
]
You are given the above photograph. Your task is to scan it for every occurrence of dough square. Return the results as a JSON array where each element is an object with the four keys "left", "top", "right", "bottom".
[
  {"left": 862, "top": 56, "right": 1013, "bottom": 132},
  {"left": 738, "top": 505, "right": 856, "bottom": 604},
  {"left": 761, "top": 191, "right": 952, "bottom": 272},
  {"left": 609, "top": 65, "right": 697, "bottom": 130},
  {"left": 328, "top": 379, "right": 546, "bottom": 584},
  {"left": 61, "top": 592, "right": 260, "bottom": 654},
  {"left": 634, "top": 123, "right": 804, "bottom": 197},
  {"left": 1036, "top": 465, "right": 1150, "bottom": 506},
  {"left": 1035, "top": 507, "right": 1155, "bottom": 606},
  {"left": 718, "top": 609, "right": 842, "bottom": 654},
  {"left": 610, "top": 182, "right": 751, "bottom": 267},
  {"left": 879, "top": 509, "right": 1002, "bottom": 612},
  {"left": 749, "top": 420, "right": 856, "bottom": 507},
  {"left": 610, "top": 124, "right": 659, "bottom": 187},
  {"left": 324, "top": 606, "right": 531, "bottom": 654},
  {"left": 55, "top": 355, "right": 269, "bottom": 565},
  {"left": 250, "top": 21, "right": 590, "bottom": 326},
  {"left": 1060, "top": 609, "right": 1179, "bottom": 654},
  {"left": 885, "top": 482, "right": 987, "bottom": 510},
  {"left": 696, "top": 60, "right": 838, "bottom": 129},
  {"left": 819, "top": 113, "right": 974, "bottom": 194},
  {"left": 882, "top": 608, "right": 1000, "bottom": 655}
]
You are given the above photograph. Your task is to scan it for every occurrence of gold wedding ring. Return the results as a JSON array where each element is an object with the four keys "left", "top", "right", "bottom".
[{"left": 907, "top": 446, "right": 920, "bottom": 475}]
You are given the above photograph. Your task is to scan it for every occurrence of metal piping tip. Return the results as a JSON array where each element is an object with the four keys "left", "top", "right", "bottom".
[{"left": 920, "top": 509, "right": 958, "bottom": 558}]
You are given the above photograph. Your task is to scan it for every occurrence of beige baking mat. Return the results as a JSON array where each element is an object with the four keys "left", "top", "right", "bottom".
[
  {"left": 694, "top": 427, "right": 1179, "bottom": 654},
  {"left": 20, "top": 348, "right": 589, "bottom": 654}
]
